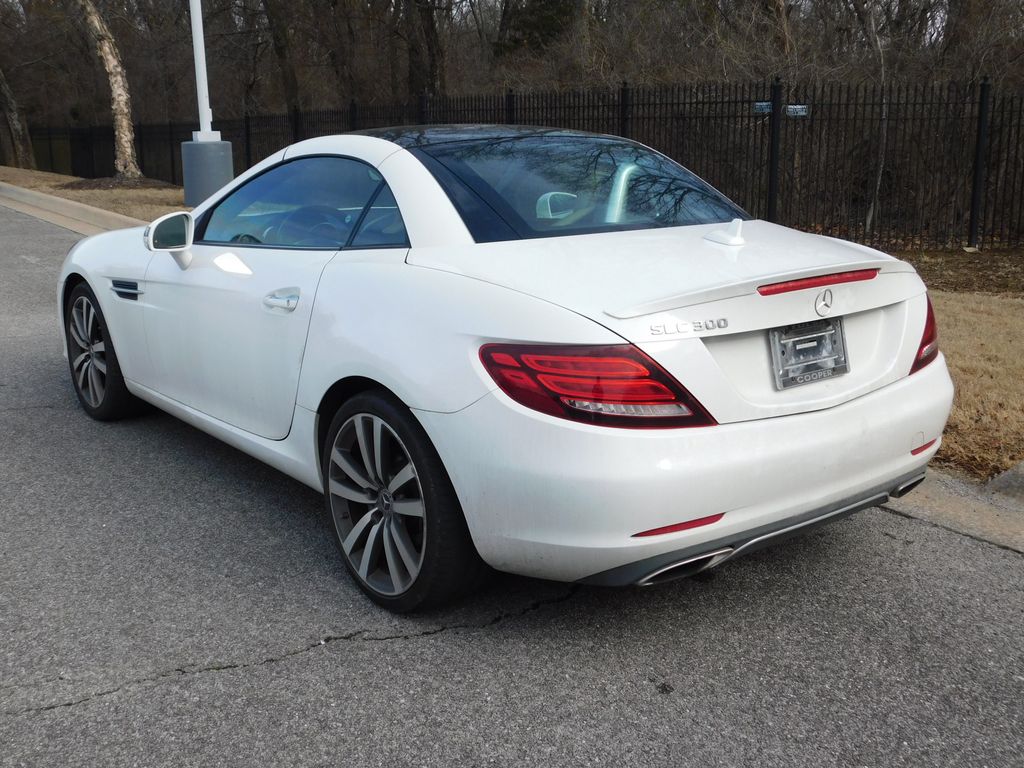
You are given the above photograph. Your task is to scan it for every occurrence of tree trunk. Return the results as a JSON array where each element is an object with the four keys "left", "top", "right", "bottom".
[
  {"left": 495, "top": 0, "right": 515, "bottom": 49},
  {"left": 0, "top": 65, "right": 35, "bottom": 169},
  {"left": 465, "top": 0, "right": 491, "bottom": 60},
  {"left": 568, "top": 0, "right": 590, "bottom": 79},
  {"left": 262, "top": 0, "right": 302, "bottom": 121},
  {"left": 324, "top": 0, "right": 357, "bottom": 101},
  {"left": 416, "top": 0, "right": 447, "bottom": 96},
  {"left": 767, "top": 0, "right": 794, "bottom": 58},
  {"left": 69, "top": 0, "right": 141, "bottom": 179},
  {"left": 405, "top": 0, "right": 429, "bottom": 98},
  {"left": 943, "top": 0, "right": 986, "bottom": 58},
  {"left": 849, "top": 0, "right": 889, "bottom": 237}
]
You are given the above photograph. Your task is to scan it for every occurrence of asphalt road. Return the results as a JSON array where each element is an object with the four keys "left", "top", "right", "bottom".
[{"left": 1, "top": 204, "right": 1021, "bottom": 767}]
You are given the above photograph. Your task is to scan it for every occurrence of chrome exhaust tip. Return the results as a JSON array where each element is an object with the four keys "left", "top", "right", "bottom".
[
  {"left": 891, "top": 473, "right": 926, "bottom": 498},
  {"left": 635, "top": 547, "right": 735, "bottom": 587}
]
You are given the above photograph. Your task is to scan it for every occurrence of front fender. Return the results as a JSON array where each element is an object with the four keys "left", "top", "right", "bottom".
[{"left": 58, "top": 226, "right": 153, "bottom": 380}]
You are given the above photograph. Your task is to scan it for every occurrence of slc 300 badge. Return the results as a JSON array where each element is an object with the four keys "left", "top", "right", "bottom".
[{"left": 649, "top": 318, "right": 729, "bottom": 336}]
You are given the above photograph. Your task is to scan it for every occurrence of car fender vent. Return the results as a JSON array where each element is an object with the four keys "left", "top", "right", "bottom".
[{"left": 111, "top": 280, "right": 143, "bottom": 301}]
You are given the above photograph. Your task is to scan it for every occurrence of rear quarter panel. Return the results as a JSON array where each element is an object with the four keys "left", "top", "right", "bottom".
[{"left": 296, "top": 256, "right": 624, "bottom": 414}]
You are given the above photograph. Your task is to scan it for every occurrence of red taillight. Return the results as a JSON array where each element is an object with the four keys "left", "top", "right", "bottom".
[
  {"left": 479, "top": 343, "right": 716, "bottom": 428},
  {"left": 910, "top": 296, "right": 939, "bottom": 374},
  {"left": 757, "top": 269, "right": 879, "bottom": 296}
]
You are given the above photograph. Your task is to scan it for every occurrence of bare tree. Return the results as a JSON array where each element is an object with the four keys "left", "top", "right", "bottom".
[
  {"left": 320, "top": 0, "right": 358, "bottom": 99},
  {"left": 67, "top": 0, "right": 141, "bottom": 178},
  {"left": 261, "top": 0, "right": 302, "bottom": 117},
  {"left": 850, "top": 0, "right": 889, "bottom": 236},
  {"left": 404, "top": 0, "right": 449, "bottom": 97},
  {"left": 1, "top": 0, "right": 1020, "bottom": 130},
  {"left": 0, "top": 64, "right": 35, "bottom": 168},
  {"left": 417, "top": 0, "right": 448, "bottom": 96},
  {"left": 767, "top": 0, "right": 795, "bottom": 58}
]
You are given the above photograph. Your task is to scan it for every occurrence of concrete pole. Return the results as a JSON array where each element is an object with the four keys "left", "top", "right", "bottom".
[
  {"left": 181, "top": 0, "right": 233, "bottom": 205},
  {"left": 189, "top": 0, "right": 217, "bottom": 140}
]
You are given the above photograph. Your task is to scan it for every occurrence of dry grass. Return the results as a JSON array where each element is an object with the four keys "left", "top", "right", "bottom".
[
  {"left": 0, "top": 165, "right": 184, "bottom": 222},
  {"left": 930, "top": 291, "right": 1024, "bottom": 479},
  {"left": 898, "top": 249, "right": 1023, "bottom": 295},
  {"left": 2, "top": 166, "right": 1022, "bottom": 478}
]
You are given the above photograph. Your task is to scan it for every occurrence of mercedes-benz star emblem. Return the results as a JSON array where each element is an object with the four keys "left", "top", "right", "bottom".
[{"left": 815, "top": 288, "right": 834, "bottom": 317}]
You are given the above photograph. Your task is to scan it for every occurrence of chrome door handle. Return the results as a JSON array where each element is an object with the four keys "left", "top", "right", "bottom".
[{"left": 263, "top": 292, "right": 299, "bottom": 311}]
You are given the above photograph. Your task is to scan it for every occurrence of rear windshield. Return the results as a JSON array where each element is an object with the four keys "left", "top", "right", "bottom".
[{"left": 417, "top": 135, "right": 747, "bottom": 242}]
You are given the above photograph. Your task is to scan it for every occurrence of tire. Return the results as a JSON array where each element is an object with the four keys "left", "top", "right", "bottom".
[
  {"left": 321, "top": 390, "right": 484, "bottom": 612},
  {"left": 64, "top": 282, "right": 139, "bottom": 421}
]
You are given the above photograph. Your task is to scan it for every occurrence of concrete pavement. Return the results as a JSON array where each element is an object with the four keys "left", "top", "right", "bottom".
[{"left": 0, "top": 182, "right": 143, "bottom": 237}]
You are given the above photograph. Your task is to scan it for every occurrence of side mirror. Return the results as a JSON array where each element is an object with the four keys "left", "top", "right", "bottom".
[{"left": 144, "top": 211, "right": 194, "bottom": 252}]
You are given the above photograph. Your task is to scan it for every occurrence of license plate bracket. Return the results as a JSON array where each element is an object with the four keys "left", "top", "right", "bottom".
[{"left": 769, "top": 317, "right": 850, "bottom": 390}]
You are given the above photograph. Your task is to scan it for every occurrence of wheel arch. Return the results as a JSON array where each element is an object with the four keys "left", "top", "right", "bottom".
[
  {"left": 314, "top": 375, "right": 406, "bottom": 461},
  {"left": 60, "top": 272, "right": 88, "bottom": 324}
]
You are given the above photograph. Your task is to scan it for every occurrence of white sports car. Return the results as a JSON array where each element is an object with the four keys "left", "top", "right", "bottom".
[{"left": 59, "top": 126, "right": 953, "bottom": 611}]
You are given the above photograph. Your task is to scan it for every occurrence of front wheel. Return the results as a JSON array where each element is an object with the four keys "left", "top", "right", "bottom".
[
  {"left": 64, "top": 283, "right": 138, "bottom": 420},
  {"left": 322, "top": 391, "right": 484, "bottom": 612}
]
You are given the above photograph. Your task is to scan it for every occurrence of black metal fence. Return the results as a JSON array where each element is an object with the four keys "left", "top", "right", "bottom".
[{"left": 29, "top": 79, "right": 1024, "bottom": 249}]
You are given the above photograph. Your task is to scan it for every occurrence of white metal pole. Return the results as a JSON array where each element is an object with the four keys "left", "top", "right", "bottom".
[{"left": 188, "top": 0, "right": 218, "bottom": 141}]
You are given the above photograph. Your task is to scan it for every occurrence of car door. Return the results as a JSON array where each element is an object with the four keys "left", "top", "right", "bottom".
[{"left": 142, "top": 155, "right": 384, "bottom": 439}]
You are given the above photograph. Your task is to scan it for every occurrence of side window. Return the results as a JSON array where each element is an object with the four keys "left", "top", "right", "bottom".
[
  {"left": 349, "top": 184, "right": 410, "bottom": 248},
  {"left": 201, "top": 157, "right": 382, "bottom": 248}
]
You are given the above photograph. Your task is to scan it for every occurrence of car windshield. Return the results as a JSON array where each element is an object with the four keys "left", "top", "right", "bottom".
[{"left": 419, "top": 134, "right": 747, "bottom": 241}]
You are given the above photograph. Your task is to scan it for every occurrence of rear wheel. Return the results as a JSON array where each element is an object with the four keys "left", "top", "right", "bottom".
[
  {"left": 322, "top": 391, "right": 483, "bottom": 612},
  {"left": 64, "top": 283, "right": 138, "bottom": 420}
]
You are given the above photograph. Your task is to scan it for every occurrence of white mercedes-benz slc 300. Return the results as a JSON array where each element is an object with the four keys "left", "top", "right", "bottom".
[{"left": 58, "top": 126, "right": 953, "bottom": 611}]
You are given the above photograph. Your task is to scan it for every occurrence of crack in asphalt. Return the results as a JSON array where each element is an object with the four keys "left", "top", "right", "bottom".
[
  {"left": 2, "top": 586, "right": 580, "bottom": 717},
  {"left": 13, "top": 504, "right": 1014, "bottom": 718},
  {"left": 878, "top": 504, "right": 1023, "bottom": 555}
]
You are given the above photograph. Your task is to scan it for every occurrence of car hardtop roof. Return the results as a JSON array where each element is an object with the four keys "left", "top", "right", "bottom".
[{"left": 352, "top": 124, "right": 615, "bottom": 148}]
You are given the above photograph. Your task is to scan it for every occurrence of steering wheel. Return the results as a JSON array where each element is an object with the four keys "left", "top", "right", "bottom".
[{"left": 275, "top": 205, "right": 352, "bottom": 247}]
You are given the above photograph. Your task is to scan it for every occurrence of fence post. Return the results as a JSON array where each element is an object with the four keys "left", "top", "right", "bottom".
[
  {"left": 243, "top": 113, "right": 253, "bottom": 169},
  {"left": 766, "top": 77, "right": 783, "bottom": 224},
  {"left": 967, "top": 76, "right": 992, "bottom": 249},
  {"left": 349, "top": 99, "right": 358, "bottom": 131},
  {"left": 619, "top": 81, "right": 632, "bottom": 138},
  {"left": 290, "top": 107, "right": 303, "bottom": 141},
  {"left": 418, "top": 92, "right": 429, "bottom": 124},
  {"left": 505, "top": 89, "right": 517, "bottom": 124}
]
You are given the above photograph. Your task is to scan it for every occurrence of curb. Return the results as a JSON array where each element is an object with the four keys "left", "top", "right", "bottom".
[
  {"left": 885, "top": 468, "right": 1023, "bottom": 553},
  {"left": 987, "top": 462, "right": 1024, "bottom": 502},
  {"left": 0, "top": 181, "right": 145, "bottom": 236}
]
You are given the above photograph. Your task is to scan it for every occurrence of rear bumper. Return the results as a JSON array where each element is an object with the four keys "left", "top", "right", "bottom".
[
  {"left": 582, "top": 469, "right": 924, "bottom": 586},
  {"left": 414, "top": 355, "right": 953, "bottom": 583}
]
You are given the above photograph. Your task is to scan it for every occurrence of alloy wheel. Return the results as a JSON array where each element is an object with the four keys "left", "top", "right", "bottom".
[
  {"left": 68, "top": 296, "right": 107, "bottom": 408},
  {"left": 327, "top": 413, "right": 426, "bottom": 596}
]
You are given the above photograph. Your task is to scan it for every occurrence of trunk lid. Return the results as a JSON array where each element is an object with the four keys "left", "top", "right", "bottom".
[{"left": 408, "top": 220, "right": 928, "bottom": 423}]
